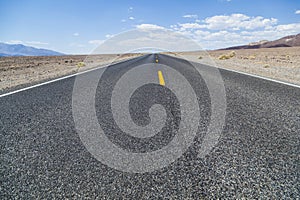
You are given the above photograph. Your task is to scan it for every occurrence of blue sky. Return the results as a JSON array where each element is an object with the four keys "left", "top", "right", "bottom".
[{"left": 1, "top": 0, "right": 300, "bottom": 54}]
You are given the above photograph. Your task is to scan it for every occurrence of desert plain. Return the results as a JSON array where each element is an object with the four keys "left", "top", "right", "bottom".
[
  {"left": 171, "top": 47, "right": 300, "bottom": 85},
  {"left": 0, "top": 53, "right": 142, "bottom": 93},
  {"left": 0, "top": 47, "right": 299, "bottom": 93}
]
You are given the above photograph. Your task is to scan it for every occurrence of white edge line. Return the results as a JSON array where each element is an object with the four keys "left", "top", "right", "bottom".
[
  {"left": 186, "top": 59, "right": 300, "bottom": 89},
  {"left": 0, "top": 57, "right": 139, "bottom": 98},
  {"left": 216, "top": 67, "right": 300, "bottom": 89},
  {"left": 166, "top": 54, "right": 300, "bottom": 88}
]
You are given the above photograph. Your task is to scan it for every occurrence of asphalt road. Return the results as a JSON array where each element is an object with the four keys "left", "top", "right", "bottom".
[{"left": 1, "top": 54, "right": 299, "bottom": 198}]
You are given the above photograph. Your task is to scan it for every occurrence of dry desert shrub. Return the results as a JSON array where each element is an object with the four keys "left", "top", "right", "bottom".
[
  {"left": 218, "top": 51, "right": 236, "bottom": 60},
  {"left": 248, "top": 55, "right": 256, "bottom": 60},
  {"left": 76, "top": 62, "right": 85, "bottom": 68}
]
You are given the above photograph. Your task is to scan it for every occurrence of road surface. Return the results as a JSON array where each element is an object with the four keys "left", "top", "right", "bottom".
[{"left": 1, "top": 54, "right": 299, "bottom": 198}]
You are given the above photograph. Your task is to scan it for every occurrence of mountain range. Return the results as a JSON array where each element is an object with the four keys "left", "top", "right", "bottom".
[
  {"left": 1, "top": 33, "right": 300, "bottom": 56},
  {"left": 221, "top": 33, "right": 300, "bottom": 50},
  {"left": 0, "top": 43, "right": 64, "bottom": 57}
]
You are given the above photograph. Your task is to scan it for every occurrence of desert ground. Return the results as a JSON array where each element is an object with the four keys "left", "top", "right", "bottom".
[
  {"left": 170, "top": 47, "right": 300, "bottom": 85},
  {"left": 0, "top": 53, "right": 142, "bottom": 92},
  {"left": 0, "top": 47, "right": 299, "bottom": 92}
]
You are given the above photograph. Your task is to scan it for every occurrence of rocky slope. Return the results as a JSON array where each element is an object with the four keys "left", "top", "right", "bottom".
[{"left": 222, "top": 33, "right": 300, "bottom": 50}]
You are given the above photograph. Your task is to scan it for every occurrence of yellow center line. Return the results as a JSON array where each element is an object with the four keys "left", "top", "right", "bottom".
[{"left": 158, "top": 70, "right": 165, "bottom": 86}]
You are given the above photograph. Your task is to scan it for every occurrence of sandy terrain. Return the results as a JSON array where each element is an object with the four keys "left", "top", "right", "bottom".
[
  {"left": 168, "top": 47, "right": 300, "bottom": 85},
  {"left": 0, "top": 53, "right": 142, "bottom": 92}
]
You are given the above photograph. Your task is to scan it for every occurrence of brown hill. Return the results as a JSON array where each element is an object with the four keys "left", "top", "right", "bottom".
[{"left": 221, "top": 33, "right": 300, "bottom": 50}]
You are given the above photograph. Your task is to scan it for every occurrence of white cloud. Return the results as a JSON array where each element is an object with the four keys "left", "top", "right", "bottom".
[
  {"left": 188, "top": 22, "right": 300, "bottom": 49},
  {"left": 26, "top": 41, "right": 49, "bottom": 45},
  {"left": 121, "top": 19, "right": 126, "bottom": 22},
  {"left": 295, "top": 10, "right": 300, "bottom": 14},
  {"left": 203, "top": 14, "right": 277, "bottom": 30},
  {"left": 92, "top": 28, "right": 200, "bottom": 54},
  {"left": 5, "top": 40, "right": 49, "bottom": 47},
  {"left": 6, "top": 40, "right": 23, "bottom": 44},
  {"left": 105, "top": 34, "right": 114, "bottom": 38},
  {"left": 183, "top": 14, "right": 198, "bottom": 18},
  {"left": 178, "top": 23, "right": 206, "bottom": 29},
  {"left": 129, "top": 16, "right": 135, "bottom": 20},
  {"left": 88, "top": 13, "right": 300, "bottom": 54},
  {"left": 73, "top": 32, "right": 79, "bottom": 36},
  {"left": 88, "top": 40, "right": 104, "bottom": 45},
  {"left": 168, "top": 13, "right": 300, "bottom": 49},
  {"left": 136, "top": 24, "right": 165, "bottom": 30},
  {"left": 128, "top": 7, "right": 133, "bottom": 12},
  {"left": 275, "top": 23, "right": 300, "bottom": 33},
  {"left": 194, "top": 30, "right": 210, "bottom": 36},
  {"left": 177, "top": 14, "right": 278, "bottom": 31}
]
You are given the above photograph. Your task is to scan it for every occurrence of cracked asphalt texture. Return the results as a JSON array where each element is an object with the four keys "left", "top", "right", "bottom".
[{"left": 1, "top": 54, "right": 299, "bottom": 198}]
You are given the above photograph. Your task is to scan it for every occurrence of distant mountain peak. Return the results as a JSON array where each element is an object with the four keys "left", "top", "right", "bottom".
[
  {"left": 248, "top": 40, "right": 269, "bottom": 46},
  {"left": 0, "top": 43, "right": 64, "bottom": 57},
  {"left": 220, "top": 33, "right": 300, "bottom": 50}
]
